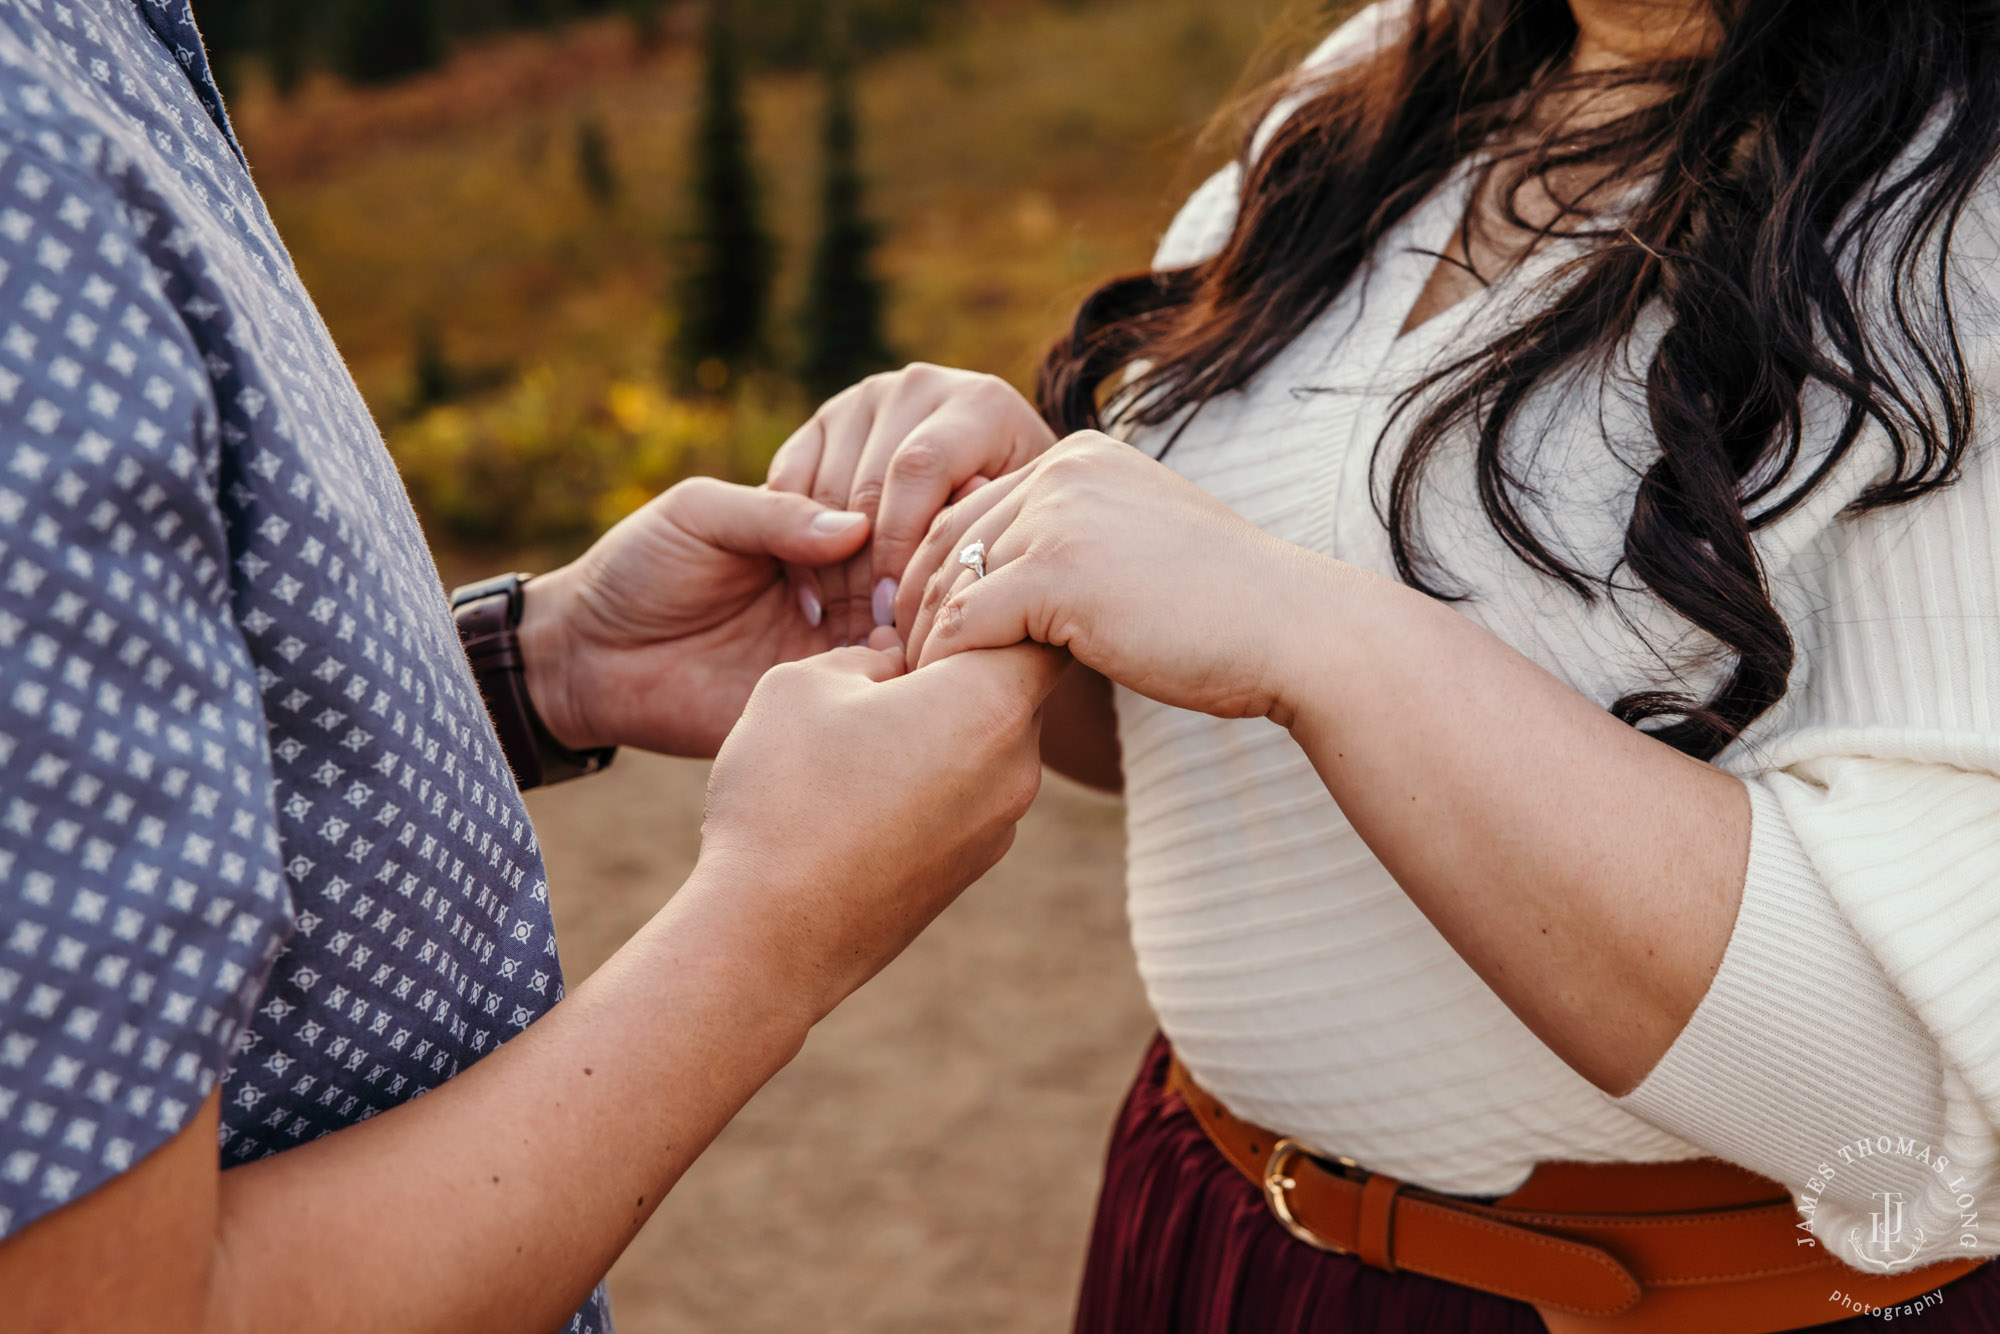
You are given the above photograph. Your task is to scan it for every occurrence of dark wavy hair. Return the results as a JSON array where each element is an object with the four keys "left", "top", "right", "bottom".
[{"left": 1038, "top": 0, "right": 2000, "bottom": 758}]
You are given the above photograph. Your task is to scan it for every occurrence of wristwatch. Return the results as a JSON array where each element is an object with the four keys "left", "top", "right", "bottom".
[{"left": 449, "top": 572, "right": 616, "bottom": 791}]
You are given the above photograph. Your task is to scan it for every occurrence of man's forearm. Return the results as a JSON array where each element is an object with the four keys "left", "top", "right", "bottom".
[{"left": 209, "top": 867, "right": 811, "bottom": 1334}]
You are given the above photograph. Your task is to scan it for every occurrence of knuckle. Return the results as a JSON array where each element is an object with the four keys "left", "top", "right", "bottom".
[
  {"left": 657, "top": 474, "right": 715, "bottom": 520},
  {"left": 888, "top": 432, "right": 951, "bottom": 482},
  {"left": 922, "top": 504, "right": 957, "bottom": 547},
  {"left": 1005, "top": 762, "right": 1042, "bottom": 820},
  {"left": 875, "top": 364, "right": 929, "bottom": 400},
  {"left": 1040, "top": 450, "right": 1084, "bottom": 483},
  {"left": 757, "top": 658, "right": 811, "bottom": 700},
  {"left": 848, "top": 475, "right": 887, "bottom": 515},
  {"left": 1042, "top": 433, "right": 1113, "bottom": 480},
  {"left": 1032, "top": 528, "right": 1075, "bottom": 569},
  {"left": 1058, "top": 429, "right": 1112, "bottom": 458},
  {"left": 971, "top": 373, "right": 1021, "bottom": 410}
]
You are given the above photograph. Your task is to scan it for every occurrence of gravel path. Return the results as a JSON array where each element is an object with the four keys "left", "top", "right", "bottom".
[{"left": 528, "top": 750, "right": 1152, "bottom": 1333}]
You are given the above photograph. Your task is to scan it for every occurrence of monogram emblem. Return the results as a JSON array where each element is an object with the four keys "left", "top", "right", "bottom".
[{"left": 1847, "top": 1190, "right": 1927, "bottom": 1272}]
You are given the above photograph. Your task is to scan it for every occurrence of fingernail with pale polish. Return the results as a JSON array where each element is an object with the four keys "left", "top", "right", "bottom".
[
  {"left": 810, "top": 510, "right": 868, "bottom": 536},
  {"left": 798, "top": 583, "right": 823, "bottom": 628},
  {"left": 872, "top": 577, "right": 897, "bottom": 627}
]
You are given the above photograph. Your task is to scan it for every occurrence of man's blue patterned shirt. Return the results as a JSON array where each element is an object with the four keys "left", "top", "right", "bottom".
[{"left": 0, "top": 4, "right": 606, "bottom": 1329}]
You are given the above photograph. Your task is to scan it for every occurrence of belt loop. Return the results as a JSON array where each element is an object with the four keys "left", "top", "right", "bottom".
[{"left": 1356, "top": 1172, "right": 1405, "bottom": 1273}]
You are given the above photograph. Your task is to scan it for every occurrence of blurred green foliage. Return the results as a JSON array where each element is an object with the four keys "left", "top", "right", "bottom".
[
  {"left": 190, "top": 0, "right": 968, "bottom": 92},
  {"left": 394, "top": 369, "right": 799, "bottom": 547},
  {"left": 238, "top": 0, "right": 1293, "bottom": 556}
]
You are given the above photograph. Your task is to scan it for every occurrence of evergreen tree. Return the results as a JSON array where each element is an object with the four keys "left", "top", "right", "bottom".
[
  {"left": 262, "top": 2, "right": 314, "bottom": 98},
  {"left": 740, "top": 0, "right": 965, "bottom": 70},
  {"left": 340, "top": 0, "right": 446, "bottom": 86},
  {"left": 623, "top": 0, "right": 669, "bottom": 48},
  {"left": 188, "top": 0, "right": 257, "bottom": 94},
  {"left": 672, "top": 0, "right": 773, "bottom": 388},
  {"left": 800, "top": 9, "right": 894, "bottom": 399},
  {"left": 410, "top": 322, "right": 457, "bottom": 413},
  {"left": 512, "top": 0, "right": 574, "bottom": 26},
  {"left": 576, "top": 115, "right": 621, "bottom": 208}
]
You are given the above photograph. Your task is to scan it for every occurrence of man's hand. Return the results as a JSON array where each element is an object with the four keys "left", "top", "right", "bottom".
[
  {"left": 517, "top": 476, "right": 871, "bottom": 759},
  {"left": 696, "top": 641, "right": 1068, "bottom": 1021},
  {"left": 1, "top": 642, "right": 1070, "bottom": 1334}
]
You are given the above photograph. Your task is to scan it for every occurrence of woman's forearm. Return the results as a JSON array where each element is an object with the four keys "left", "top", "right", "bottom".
[
  {"left": 209, "top": 865, "right": 812, "bottom": 1334},
  {"left": 1039, "top": 661, "right": 1123, "bottom": 793},
  {"left": 1269, "top": 553, "right": 1750, "bottom": 1095},
  {"left": 885, "top": 430, "right": 1744, "bottom": 1093}
]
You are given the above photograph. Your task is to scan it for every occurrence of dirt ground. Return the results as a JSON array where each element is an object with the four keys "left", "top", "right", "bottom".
[{"left": 526, "top": 750, "right": 1154, "bottom": 1334}]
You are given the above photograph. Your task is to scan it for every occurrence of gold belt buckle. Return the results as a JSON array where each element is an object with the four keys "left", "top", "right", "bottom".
[{"left": 1262, "top": 1137, "right": 1362, "bottom": 1254}]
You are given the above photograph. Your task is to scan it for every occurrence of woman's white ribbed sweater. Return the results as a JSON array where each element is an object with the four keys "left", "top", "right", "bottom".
[{"left": 1116, "top": 2, "right": 2000, "bottom": 1268}]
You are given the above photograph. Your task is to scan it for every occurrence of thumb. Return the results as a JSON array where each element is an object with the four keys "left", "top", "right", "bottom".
[
  {"left": 669, "top": 478, "right": 872, "bottom": 565},
  {"left": 808, "top": 642, "right": 908, "bottom": 684}
]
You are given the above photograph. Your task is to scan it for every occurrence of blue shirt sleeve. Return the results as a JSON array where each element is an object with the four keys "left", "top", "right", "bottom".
[{"left": 0, "top": 137, "right": 293, "bottom": 1238}]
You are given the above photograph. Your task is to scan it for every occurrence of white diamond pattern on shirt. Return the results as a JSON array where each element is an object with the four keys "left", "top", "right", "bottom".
[{"left": 0, "top": 4, "right": 606, "bottom": 1330}]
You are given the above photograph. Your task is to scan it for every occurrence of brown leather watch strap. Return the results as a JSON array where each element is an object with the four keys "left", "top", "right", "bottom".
[{"left": 450, "top": 572, "right": 615, "bottom": 791}]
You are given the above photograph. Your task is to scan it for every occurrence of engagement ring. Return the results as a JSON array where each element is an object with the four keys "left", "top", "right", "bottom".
[{"left": 958, "top": 540, "right": 986, "bottom": 580}]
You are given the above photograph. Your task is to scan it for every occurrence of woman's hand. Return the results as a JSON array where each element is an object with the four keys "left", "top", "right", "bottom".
[
  {"left": 518, "top": 476, "right": 872, "bottom": 760},
  {"left": 691, "top": 642, "right": 1068, "bottom": 1022},
  {"left": 766, "top": 363, "right": 1057, "bottom": 647},
  {"left": 897, "top": 430, "right": 1327, "bottom": 723},
  {"left": 903, "top": 433, "right": 1752, "bottom": 1103}
]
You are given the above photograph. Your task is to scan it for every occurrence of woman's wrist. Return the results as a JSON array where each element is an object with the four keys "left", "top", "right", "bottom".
[{"left": 1256, "top": 544, "right": 1384, "bottom": 735}]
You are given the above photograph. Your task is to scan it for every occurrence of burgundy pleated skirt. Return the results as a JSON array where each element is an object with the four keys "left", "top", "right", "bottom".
[{"left": 1073, "top": 1037, "right": 2000, "bottom": 1334}]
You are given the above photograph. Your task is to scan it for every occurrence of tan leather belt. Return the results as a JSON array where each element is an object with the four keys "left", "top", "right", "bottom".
[{"left": 1168, "top": 1056, "right": 1981, "bottom": 1333}]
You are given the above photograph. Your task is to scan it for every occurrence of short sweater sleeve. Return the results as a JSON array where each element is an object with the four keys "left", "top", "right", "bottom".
[
  {"left": 1614, "top": 184, "right": 2000, "bottom": 1265},
  {"left": 0, "top": 141, "right": 293, "bottom": 1238}
]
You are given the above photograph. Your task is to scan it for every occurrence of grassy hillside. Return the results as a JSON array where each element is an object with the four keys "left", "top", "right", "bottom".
[{"left": 231, "top": 0, "right": 1329, "bottom": 554}]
